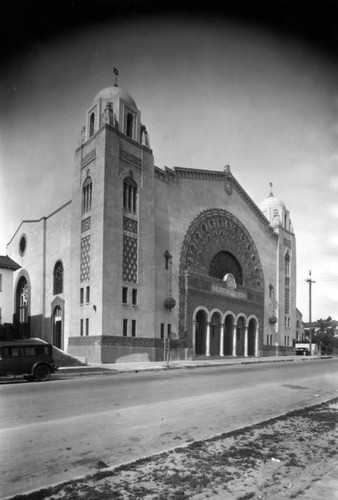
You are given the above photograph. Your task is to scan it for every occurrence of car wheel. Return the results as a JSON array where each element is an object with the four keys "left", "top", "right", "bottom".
[{"left": 34, "top": 364, "right": 51, "bottom": 382}]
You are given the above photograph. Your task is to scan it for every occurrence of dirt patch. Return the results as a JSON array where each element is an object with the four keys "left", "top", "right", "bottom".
[{"left": 10, "top": 398, "right": 338, "bottom": 500}]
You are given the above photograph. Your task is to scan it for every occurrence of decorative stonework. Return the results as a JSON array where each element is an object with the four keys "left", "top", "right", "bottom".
[
  {"left": 120, "top": 150, "right": 142, "bottom": 168},
  {"left": 123, "top": 216, "right": 138, "bottom": 234},
  {"left": 283, "top": 238, "right": 291, "bottom": 248},
  {"left": 123, "top": 235, "right": 138, "bottom": 283},
  {"left": 81, "top": 217, "right": 91, "bottom": 233},
  {"left": 224, "top": 165, "right": 233, "bottom": 195},
  {"left": 178, "top": 208, "right": 265, "bottom": 335},
  {"left": 81, "top": 149, "right": 96, "bottom": 168},
  {"left": 180, "top": 208, "right": 264, "bottom": 290},
  {"left": 80, "top": 235, "right": 90, "bottom": 282}
]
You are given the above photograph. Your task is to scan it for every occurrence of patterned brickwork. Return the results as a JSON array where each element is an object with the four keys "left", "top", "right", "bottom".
[
  {"left": 80, "top": 235, "right": 91, "bottom": 282},
  {"left": 120, "top": 149, "right": 142, "bottom": 168},
  {"left": 123, "top": 235, "right": 138, "bottom": 283},
  {"left": 123, "top": 216, "right": 138, "bottom": 234},
  {"left": 81, "top": 217, "right": 91, "bottom": 233},
  {"left": 81, "top": 148, "right": 96, "bottom": 167}
]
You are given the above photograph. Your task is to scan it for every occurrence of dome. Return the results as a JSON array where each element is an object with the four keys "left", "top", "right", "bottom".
[
  {"left": 259, "top": 193, "right": 286, "bottom": 212},
  {"left": 93, "top": 86, "right": 137, "bottom": 108}
]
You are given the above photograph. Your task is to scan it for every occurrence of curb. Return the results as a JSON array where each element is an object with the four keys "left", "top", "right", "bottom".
[{"left": 54, "top": 355, "right": 333, "bottom": 378}]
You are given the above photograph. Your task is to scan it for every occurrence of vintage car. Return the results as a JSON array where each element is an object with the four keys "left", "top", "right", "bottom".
[{"left": 0, "top": 340, "right": 56, "bottom": 381}]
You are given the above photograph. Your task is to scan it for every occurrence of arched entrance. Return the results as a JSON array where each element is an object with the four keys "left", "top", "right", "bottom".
[
  {"left": 210, "top": 312, "right": 221, "bottom": 356},
  {"left": 53, "top": 306, "right": 62, "bottom": 348},
  {"left": 236, "top": 316, "right": 246, "bottom": 356},
  {"left": 224, "top": 314, "right": 234, "bottom": 355},
  {"left": 248, "top": 318, "right": 257, "bottom": 356},
  {"left": 179, "top": 208, "right": 265, "bottom": 354},
  {"left": 195, "top": 310, "right": 207, "bottom": 355},
  {"left": 16, "top": 276, "right": 29, "bottom": 338}
]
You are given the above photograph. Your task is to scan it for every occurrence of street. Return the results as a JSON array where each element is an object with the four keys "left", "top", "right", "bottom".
[{"left": 0, "top": 359, "right": 337, "bottom": 499}]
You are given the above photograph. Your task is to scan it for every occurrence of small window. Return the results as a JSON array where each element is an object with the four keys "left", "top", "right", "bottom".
[
  {"left": 126, "top": 112, "right": 134, "bottom": 138},
  {"left": 19, "top": 235, "right": 27, "bottom": 256},
  {"left": 80, "top": 319, "right": 84, "bottom": 336},
  {"left": 123, "top": 177, "right": 137, "bottom": 213},
  {"left": 132, "top": 289, "right": 137, "bottom": 306},
  {"left": 86, "top": 286, "right": 90, "bottom": 303},
  {"left": 122, "top": 287, "right": 128, "bottom": 304},
  {"left": 167, "top": 324, "right": 171, "bottom": 337},
  {"left": 132, "top": 320, "right": 136, "bottom": 337},
  {"left": 123, "top": 319, "right": 128, "bottom": 337},
  {"left": 160, "top": 323, "right": 165, "bottom": 339},
  {"left": 89, "top": 112, "right": 95, "bottom": 137},
  {"left": 80, "top": 288, "right": 84, "bottom": 305},
  {"left": 86, "top": 318, "right": 89, "bottom": 336},
  {"left": 285, "top": 252, "right": 290, "bottom": 276},
  {"left": 82, "top": 177, "right": 93, "bottom": 214},
  {"left": 53, "top": 261, "right": 63, "bottom": 295}
]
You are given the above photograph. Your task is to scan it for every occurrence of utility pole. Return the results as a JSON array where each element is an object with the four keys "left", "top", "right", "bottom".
[{"left": 306, "top": 270, "right": 315, "bottom": 356}]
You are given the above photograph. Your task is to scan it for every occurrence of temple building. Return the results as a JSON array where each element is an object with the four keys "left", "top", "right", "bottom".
[{"left": 6, "top": 83, "right": 297, "bottom": 362}]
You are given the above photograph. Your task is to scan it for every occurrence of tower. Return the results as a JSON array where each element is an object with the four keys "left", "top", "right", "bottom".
[
  {"left": 260, "top": 185, "right": 297, "bottom": 351},
  {"left": 68, "top": 83, "right": 156, "bottom": 362}
]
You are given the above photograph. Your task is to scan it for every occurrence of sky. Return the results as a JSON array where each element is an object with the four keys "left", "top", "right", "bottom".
[{"left": 1, "top": 1, "right": 338, "bottom": 322}]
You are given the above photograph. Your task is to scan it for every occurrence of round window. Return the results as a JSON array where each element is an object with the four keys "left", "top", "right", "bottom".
[{"left": 19, "top": 235, "right": 27, "bottom": 256}]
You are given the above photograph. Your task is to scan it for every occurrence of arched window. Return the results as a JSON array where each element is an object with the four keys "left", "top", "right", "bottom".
[
  {"left": 123, "top": 177, "right": 137, "bottom": 213},
  {"left": 16, "top": 276, "right": 29, "bottom": 338},
  {"left": 89, "top": 112, "right": 95, "bottom": 137},
  {"left": 82, "top": 177, "right": 92, "bottom": 214},
  {"left": 126, "top": 112, "right": 134, "bottom": 138},
  {"left": 209, "top": 251, "right": 243, "bottom": 285},
  {"left": 53, "top": 261, "right": 64, "bottom": 295},
  {"left": 285, "top": 252, "right": 290, "bottom": 276}
]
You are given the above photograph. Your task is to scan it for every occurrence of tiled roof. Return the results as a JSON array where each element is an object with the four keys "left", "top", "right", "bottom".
[{"left": 0, "top": 255, "right": 21, "bottom": 271}]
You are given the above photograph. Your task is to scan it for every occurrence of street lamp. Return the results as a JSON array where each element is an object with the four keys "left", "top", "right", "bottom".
[{"left": 306, "top": 270, "right": 315, "bottom": 356}]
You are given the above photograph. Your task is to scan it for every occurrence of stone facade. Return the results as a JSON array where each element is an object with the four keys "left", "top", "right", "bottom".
[{"left": 6, "top": 84, "right": 298, "bottom": 362}]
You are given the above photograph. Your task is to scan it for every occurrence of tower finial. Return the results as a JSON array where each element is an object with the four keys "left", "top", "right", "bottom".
[
  {"left": 269, "top": 181, "right": 273, "bottom": 197},
  {"left": 113, "top": 67, "right": 119, "bottom": 87}
]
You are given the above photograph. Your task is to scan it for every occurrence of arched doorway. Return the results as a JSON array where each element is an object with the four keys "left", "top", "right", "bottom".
[
  {"left": 210, "top": 312, "right": 221, "bottom": 356},
  {"left": 236, "top": 316, "right": 246, "bottom": 356},
  {"left": 248, "top": 318, "right": 256, "bottom": 356},
  {"left": 224, "top": 315, "right": 234, "bottom": 355},
  {"left": 195, "top": 310, "right": 207, "bottom": 355},
  {"left": 16, "top": 277, "right": 29, "bottom": 338},
  {"left": 53, "top": 306, "right": 62, "bottom": 349}
]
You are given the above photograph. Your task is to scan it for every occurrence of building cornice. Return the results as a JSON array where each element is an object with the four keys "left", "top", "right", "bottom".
[{"left": 154, "top": 165, "right": 275, "bottom": 234}]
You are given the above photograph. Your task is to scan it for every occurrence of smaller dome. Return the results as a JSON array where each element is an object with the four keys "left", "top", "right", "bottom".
[
  {"left": 260, "top": 193, "right": 286, "bottom": 212},
  {"left": 93, "top": 86, "right": 137, "bottom": 108}
]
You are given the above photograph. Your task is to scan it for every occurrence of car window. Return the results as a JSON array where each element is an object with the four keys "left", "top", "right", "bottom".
[
  {"left": 22, "top": 347, "right": 36, "bottom": 356},
  {"left": 3, "top": 348, "right": 11, "bottom": 358},
  {"left": 2, "top": 347, "right": 19, "bottom": 357}
]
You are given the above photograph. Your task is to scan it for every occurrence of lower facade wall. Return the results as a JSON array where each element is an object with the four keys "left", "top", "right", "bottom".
[
  {"left": 262, "top": 345, "right": 295, "bottom": 356},
  {"left": 68, "top": 335, "right": 166, "bottom": 363}
]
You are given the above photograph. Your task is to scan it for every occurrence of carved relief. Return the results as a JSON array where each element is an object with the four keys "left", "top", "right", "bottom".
[{"left": 178, "top": 208, "right": 265, "bottom": 334}]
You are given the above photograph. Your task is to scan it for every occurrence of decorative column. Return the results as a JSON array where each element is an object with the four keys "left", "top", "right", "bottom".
[
  {"left": 192, "top": 320, "right": 197, "bottom": 355},
  {"left": 232, "top": 324, "right": 237, "bottom": 357},
  {"left": 219, "top": 323, "right": 225, "bottom": 356},
  {"left": 244, "top": 326, "right": 248, "bottom": 357},
  {"left": 206, "top": 322, "right": 211, "bottom": 357},
  {"left": 255, "top": 326, "right": 259, "bottom": 357}
]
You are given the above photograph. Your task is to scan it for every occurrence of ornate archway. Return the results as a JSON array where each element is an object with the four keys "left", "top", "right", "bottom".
[{"left": 179, "top": 208, "right": 264, "bottom": 340}]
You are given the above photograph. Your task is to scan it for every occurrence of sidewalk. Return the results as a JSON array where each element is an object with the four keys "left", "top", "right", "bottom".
[{"left": 56, "top": 354, "right": 330, "bottom": 377}]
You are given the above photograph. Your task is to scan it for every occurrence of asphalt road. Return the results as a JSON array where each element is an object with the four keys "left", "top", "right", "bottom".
[{"left": 1, "top": 359, "right": 337, "bottom": 499}]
